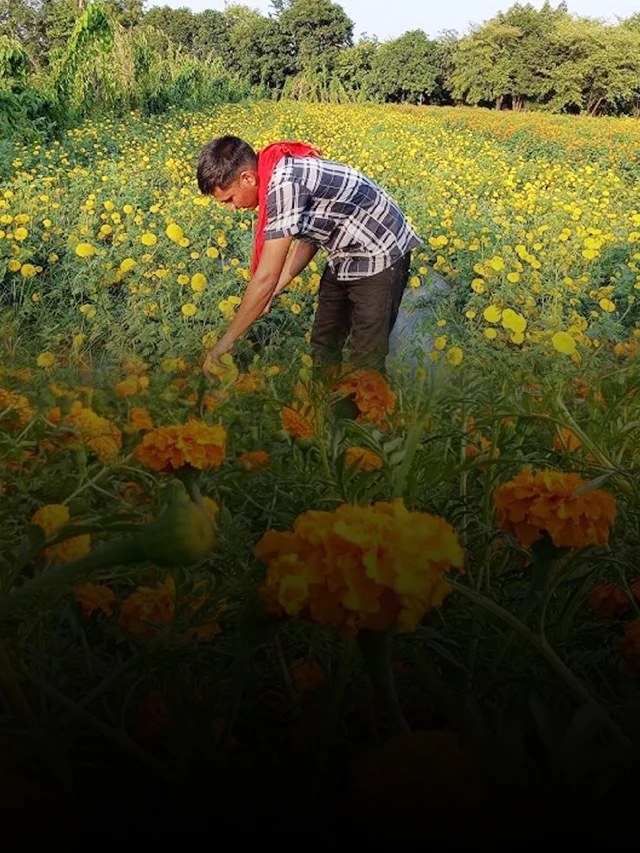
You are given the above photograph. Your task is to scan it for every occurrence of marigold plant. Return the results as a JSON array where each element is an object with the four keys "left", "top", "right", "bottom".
[
  {"left": 493, "top": 468, "right": 616, "bottom": 550},
  {"left": 255, "top": 498, "right": 464, "bottom": 637}
]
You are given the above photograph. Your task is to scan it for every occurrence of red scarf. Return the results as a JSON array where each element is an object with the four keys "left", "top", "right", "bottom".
[{"left": 251, "top": 140, "right": 322, "bottom": 275}]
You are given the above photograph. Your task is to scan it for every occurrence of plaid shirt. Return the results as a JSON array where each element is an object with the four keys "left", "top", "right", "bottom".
[{"left": 263, "top": 156, "right": 422, "bottom": 281}]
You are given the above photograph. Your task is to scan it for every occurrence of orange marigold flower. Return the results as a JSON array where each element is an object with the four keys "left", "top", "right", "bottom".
[
  {"left": 553, "top": 427, "right": 581, "bottom": 453},
  {"left": 493, "top": 468, "right": 616, "bottom": 551},
  {"left": 133, "top": 420, "right": 227, "bottom": 473},
  {"left": 56, "top": 400, "right": 122, "bottom": 463},
  {"left": 234, "top": 370, "right": 264, "bottom": 394},
  {"left": 186, "top": 393, "right": 218, "bottom": 413},
  {"left": 255, "top": 498, "right": 464, "bottom": 637},
  {"left": 465, "top": 434, "right": 500, "bottom": 470},
  {"left": 115, "top": 375, "right": 149, "bottom": 398},
  {"left": 31, "top": 504, "right": 91, "bottom": 564},
  {"left": 75, "top": 582, "right": 116, "bottom": 616},
  {"left": 119, "top": 577, "right": 225, "bottom": 642},
  {"left": 333, "top": 369, "right": 396, "bottom": 426},
  {"left": 620, "top": 619, "right": 640, "bottom": 676},
  {"left": 239, "top": 450, "right": 271, "bottom": 471},
  {"left": 588, "top": 583, "right": 629, "bottom": 619},
  {"left": 119, "top": 577, "right": 178, "bottom": 639},
  {"left": 129, "top": 406, "right": 154, "bottom": 432},
  {"left": 282, "top": 405, "right": 315, "bottom": 440},
  {"left": 345, "top": 446, "right": 383, "bottom": 472},
  {"left": 0, "top": 387, "right": 34, "bottom": 430}
]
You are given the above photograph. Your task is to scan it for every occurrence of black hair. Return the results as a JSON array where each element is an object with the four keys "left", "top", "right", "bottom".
[{"left": 196, "top": 135, "right": 257, "bottom": 195}]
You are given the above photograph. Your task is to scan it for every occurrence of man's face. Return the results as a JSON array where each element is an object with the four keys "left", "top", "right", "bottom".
[{"left": 213, "top": 169, "right": 259, "bottom": 211}]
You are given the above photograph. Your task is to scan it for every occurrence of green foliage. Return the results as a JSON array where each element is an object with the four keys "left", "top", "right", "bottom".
[
  {"left": 279, "top": 0, "right": 353, "bottom": 71},
  {"left": 370, "top": 30, "right": 440, "bottom": 104}
]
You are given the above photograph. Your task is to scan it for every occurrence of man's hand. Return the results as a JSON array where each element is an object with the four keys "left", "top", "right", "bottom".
[
  {"left": 260, "top": 293, "right": 276, "bottom": 317},
  {"left": 202, "top": 340, "right": 233, "bottom": 380}
]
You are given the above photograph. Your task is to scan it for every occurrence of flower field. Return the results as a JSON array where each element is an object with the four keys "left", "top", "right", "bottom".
[{"left": 3, "top": 101, "right": 640, "bottom": 842}]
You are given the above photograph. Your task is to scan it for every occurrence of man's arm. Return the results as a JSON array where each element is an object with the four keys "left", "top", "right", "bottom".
[
  {"left": 261, "top": 240, "right": 318, "bottom": 316},
  {"left": 276, "top": 240, "right": 318, "bottom": 294},
  {"left": 203, "top": 235, "right": 293, "bottom": 371}
]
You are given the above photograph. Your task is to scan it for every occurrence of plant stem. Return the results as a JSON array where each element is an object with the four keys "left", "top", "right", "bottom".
[{"left": 452, "top": 580, "right": 630, "bottom": 746}]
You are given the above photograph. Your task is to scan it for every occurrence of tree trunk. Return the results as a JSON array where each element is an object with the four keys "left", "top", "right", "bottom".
[
  {"left": 588, "top": 96, "right": 604, "bottom": 116},
  {"left": 496, "top": 95, "right": 503, "bottom": 110}
]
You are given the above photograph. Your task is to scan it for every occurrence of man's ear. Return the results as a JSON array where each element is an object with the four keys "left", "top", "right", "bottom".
[{"left": 239, "top": 169, "right": 258, "bottom": 187}]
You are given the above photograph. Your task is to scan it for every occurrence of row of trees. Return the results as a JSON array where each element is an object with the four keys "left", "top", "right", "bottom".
[{"left": 2, "top": 0, "right": 640, "bottom": 117}]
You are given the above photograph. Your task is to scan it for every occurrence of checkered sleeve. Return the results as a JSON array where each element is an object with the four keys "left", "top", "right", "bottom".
[{"left": 263, "top": 179, "right": 311, "bottom": 239}]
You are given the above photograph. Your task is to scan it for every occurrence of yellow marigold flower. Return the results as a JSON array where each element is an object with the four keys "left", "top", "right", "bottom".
[
  {"left": 345, "top": 446, "right": 383, "bottom": 472},
  {"left": 501, "top": 308, "right": 527, "bottom": 334},
  {"left": 75, "top": 242, "right": 96, "bottom": 258},
  {"left": 37, "top": 351, "right": 56, "bottom": 368},
  {"left": 0, "top": 387, "right": 34, "bottom": 429},
  {"left": 471, "top": 278, "right": 485, "bottom": 294},
  {"left": 239, "top": 450, "right": 271, "bottom": 471},
  {"left": 506, "top": 272, "right": 520, "bottom": 283},
  {"left": 485, "top": 328, "right": 497, "bottom": 340},
  {"left": 493, "top": 468, "right": 616, "bottom": 551},
  {"left": 191, "top": 273, "right": 206, "bottom": 293},
  {"left": 434, "top": 335, "right": 447, "bottom": 351},
  {"left": 166, "top": 223, "right": 184, "bottom": 243},
  {"left": 483, "top": 305, "right": 502, "bottom": 323},
  {"left": 206, "top": 246, "right": 219, "bottom": 259},
  {"left": 31, "top": 503, "right": 91, "bottom": 564},
  {"left": 75, "top": 583, "right": 116, "bottom": 616},
  {"left": 255, "top": 498, "right": 464, "bottom": 637},
  {"left": 588, "top": 583, "right": 628, "bottom": 620},
  {"left": 446, "top": 346, "right": 464, "bottom": 367},
  {"left": 20, "top": 263, "right": 36, "bottom": 277},
  {"left": 140, "top": 232, "right": 157, "bottom": 247},
  {"left": 13, "top": 226, "right": 28, "bottom": 240},
  {"left": 129, "top": 406, "right": 154, "bottom": 432},
  {"left": 599, "top": 298, "right": 616, "bottom": 313},
  {"left": 7, "top": 259, "right": 21, "bottom": 272},
  {"left": 551, "top": 331, "right": 576, "bottom": 355},
  {"left": 182, "top": 303, "right": 197, "bottom": 317},
  {"left": 120, "top": 257, "right": 136, "bottom": 273},
  {"left": 134, "top": 420, "right": 227, "bottom": 473}
]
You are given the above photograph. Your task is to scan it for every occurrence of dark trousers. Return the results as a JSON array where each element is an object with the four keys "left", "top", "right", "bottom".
[{"left": 310, "top": 251, "right": 412, "bottom": 375}]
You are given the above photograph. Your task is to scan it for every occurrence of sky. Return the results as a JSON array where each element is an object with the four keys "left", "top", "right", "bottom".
[{"left": 144, "top": 0, "right": 640, "bottom": 41}]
